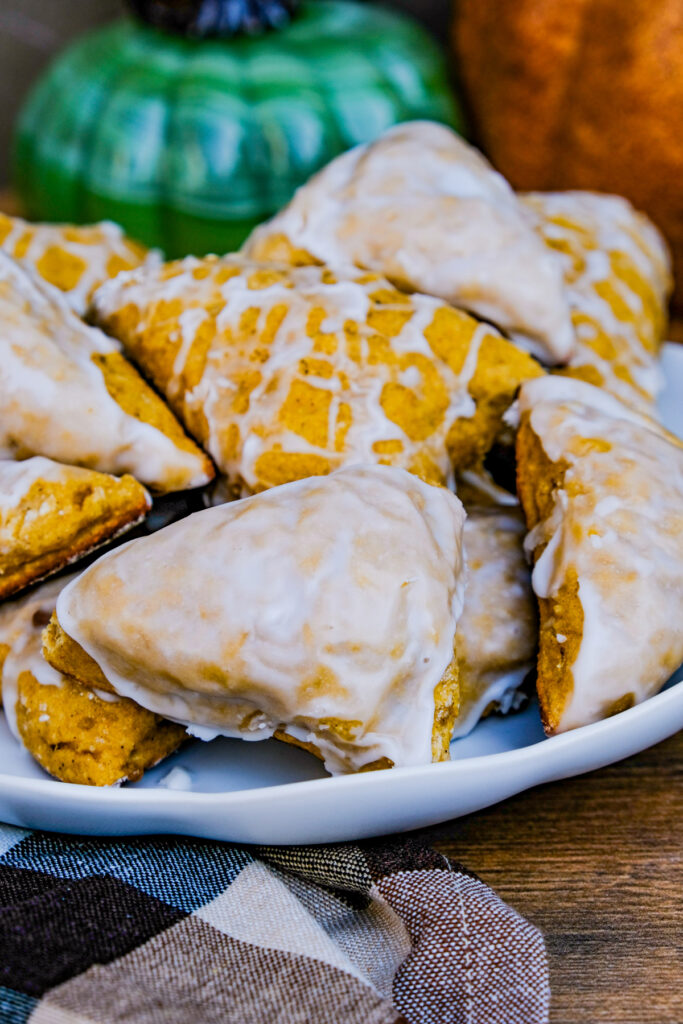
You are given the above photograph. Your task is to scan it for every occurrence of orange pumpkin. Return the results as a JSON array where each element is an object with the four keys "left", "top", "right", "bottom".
[{"left": 453, "top": 0, "right": 683, "bottom": 306}]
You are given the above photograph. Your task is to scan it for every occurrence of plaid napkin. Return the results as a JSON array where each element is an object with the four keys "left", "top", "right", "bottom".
[{"left": 0, "top": 825, "right": 549, "bottom": 1024}]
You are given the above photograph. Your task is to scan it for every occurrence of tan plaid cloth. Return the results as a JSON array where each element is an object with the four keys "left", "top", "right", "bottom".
[{"left": 0, "top": 825, "right": 549, "bottom": 1023}]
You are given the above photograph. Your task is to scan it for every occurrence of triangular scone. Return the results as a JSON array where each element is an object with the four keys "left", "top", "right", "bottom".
[
  {"left": 453, "top": 507, "right": 537, "bottom": 739},
  {"left": 44, "top": 465, "right": 467, "bottom": 773},
  {"left": 516, "top": 376, "right": 683, "bottom": 734},
  {"left": 243, "top": 121, "right": 574, "bottom": 364},
  {"left": 0, "top": 456, "right": 151, "bottom": 600},
  {"left": 0, "top": 253, "right": 214, "bottom": 493},
  {"left": 0, "top": 212, "right": 153, "bottom": 315},
  {"left": 0, "top": 577, "right": 186, "bottom": 786},
  {"left": 522, "top": 192, "right": 671, "bottom": 414},
  {"left": 91, "top": 254, "right": 542, "bottom": 494}
]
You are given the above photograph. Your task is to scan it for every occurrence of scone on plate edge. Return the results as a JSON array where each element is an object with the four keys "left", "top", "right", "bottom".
[
  {"left": 516, "top": 375, "right": 683, "bottom": 734},
  {"left": 43, "top": 465, "right": 467, "bottom": 774},
  {"left": 0, "top": 576, "right": 186, "bottom": 786}
]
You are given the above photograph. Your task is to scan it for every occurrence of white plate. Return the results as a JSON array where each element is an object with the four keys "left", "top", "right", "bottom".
[{"left": 1, "top": 345, "right": 682, "bottom": 845}]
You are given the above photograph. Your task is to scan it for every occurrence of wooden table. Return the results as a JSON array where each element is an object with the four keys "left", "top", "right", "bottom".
[{"left": 420, "top": 728, "right": 682, "bottom": 1024}]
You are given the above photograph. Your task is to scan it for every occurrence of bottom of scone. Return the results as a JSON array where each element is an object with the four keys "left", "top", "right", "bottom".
[
  {"left": 45, "top": 616, "right": 461, "bottom": 772},
  {"left": 15, "top": 669, "right": 186, "bottom": 786},
  {"left": 274, "top": 729, "right": 394, "bottom": 772},
  {"left": 237, "top": 655, "right": 459, "bottom": 772}
]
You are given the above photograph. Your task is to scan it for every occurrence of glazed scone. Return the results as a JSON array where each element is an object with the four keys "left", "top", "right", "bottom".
[
  {"left": 0, "top": 457, "right": 150, "bottom": 601},
  {"left": 1, "top": 575, "right": 80, "bottom": 712},
  {"left": 91, "top": 254, "right": 543, "bottom": 494},
  {"left": 243, "top": 121, "right": 574, "bottom": 364},
  {"left": 0, "top": 577, "right": 186, "bottom": 786},
  {"left": 522, "top": 191, "right": 672, "bottom": 413},
  {"left": 15, "top": 673, "right": 187, "bottom": 787},
  {"left": 0, "top": 252, "right": 214, "bottom": 493},
  {"left": 0, "top": 213, "right": 153, "bottom": 315},
  {"left": 516, "top": 375, "right": 683, "bottom": 734},
  {"left": 44, "top": 465, "right": 467, "bottom": 773},
  {"left": 453, "top": 507, "right": 537, "bottom": 739}
]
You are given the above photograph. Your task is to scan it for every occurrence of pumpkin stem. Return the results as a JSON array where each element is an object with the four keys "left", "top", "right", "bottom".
[{"left": 127, "top": 0, "right": 300, "bottom": 37}]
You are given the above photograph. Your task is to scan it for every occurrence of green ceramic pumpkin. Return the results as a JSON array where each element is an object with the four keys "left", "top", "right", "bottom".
[{"left": 14, "top": 1, "right": 461, "bottom": 256}]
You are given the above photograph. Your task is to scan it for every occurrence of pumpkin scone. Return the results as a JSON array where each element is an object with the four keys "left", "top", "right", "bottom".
[
  {"left": 516, "top": 375, "right": 683, "bottom": 734},
  {"left": 44, "top": 465, "right": 467, "bottom": 773},
  {"left": 0, "top": 576, "right": 186, "bottom": 786},
  {"left": 0, "top": 212, "right": 154, "bottom": 315},
  {"left": 0, "top": 252, "right": 214, "bottom": 492},
  {"left": 243, "top": 120, "right": 574, "bottom": 364},
  {"left": 453, "top": 507, "right": 537, "bottom": 739},
  {"left": 0, "top": 456, "right": 150, "bottom": 601},
  {"left": 91, "top": 253, "right": 543, "bottom": 494},
  {"left": 522, "top": 191, "right": 672, "bottom": 414}
]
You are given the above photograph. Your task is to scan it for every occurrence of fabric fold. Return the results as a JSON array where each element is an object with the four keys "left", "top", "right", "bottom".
[{"left": 0, "top": 825, "right": 549, "bottom": 1024}]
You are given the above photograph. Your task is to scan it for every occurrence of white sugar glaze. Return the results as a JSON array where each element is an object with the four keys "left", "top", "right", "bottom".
[
  {"left": 56, "top": 465, "right": 467, "bottom": 773},
  {"left": 0, "top": 253, "right": 209, "bottom": 491},
  {"left": 92, "top": 255, "right": 504, "bottom": 494},
  {"left": 519, "top": 375, "right": 683, "bottom": 730},
  {"left": 0, "top": 575, "right": 76, "bottom": 739},
  {"left": 522, "top": 191, "right": 671, "bottom": 412},
  {"left": 0, "top": 214, "right": 157, "bottom": 315},
  {"left": 244, "top": 121, "right": 574, "bottom": 364}
]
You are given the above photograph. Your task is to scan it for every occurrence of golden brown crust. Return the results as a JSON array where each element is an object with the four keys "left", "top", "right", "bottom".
[
  {"left": 515, "top": 413, "right": 569, "bottom": 532},
  {"left": 234, "top": 651, "right": 457, "bottom": 772},
  {"left": 42, "top": 614, "right": 114, "bottom": 693},
  {"left": 46, "top": 617, "right": 459, "bottom": 770},
  {"left": 0, "top": 471, "right": 150, "bottom": 602},
  {"left": 246, "top": 232, "right": 322, "bottom": 268},
  {"left": 274, "top": 730, "right": 394, "bottom": 772},
  {"left": 91, "top": 256, "right": 544, "bottom": 492},
  {"left": 516, "top": 412, "right": 582, "bottom": 734},
  {"left": 535, "top": 572, "right": 583, "bottom": 734},
  {"left": 431, "top": 655, "right": 459, "bottom": 761},
  {"left": 91, "top": 351, "right": 215, "bottom": 488},
  {"left": 14, "top": 668, "right": 186, "bottom": 786},
  {"left": 447, "top": 334, "right": 545, "bottom": 472}
]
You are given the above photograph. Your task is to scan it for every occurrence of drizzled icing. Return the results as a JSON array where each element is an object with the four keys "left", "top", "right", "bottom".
[
  {"left": 244, "top": 121, "right": 574, "bottom": 364},
  {"left": 522, "top": 191, "right": 671, "bottom": 413},
  {"left": 0, "top": 575, "right": 77, "bottom": 740},
  {"left": 453, "top": 508, "right": 536, "bottom": 739},
  {"left": 56, "top": 465, "right": 467, "bottom": 773},
  {"left": 92, "top": 254, "right": 530, "bottom": 494},
  {"left": 0, "top": 213, "right": 154, "bottom": 315},
  {"left": 0, "top": 253, "right": 210, "bottom": 492},
  {"left": 519, "top": 375, "right": 683, "bottom": 731}
]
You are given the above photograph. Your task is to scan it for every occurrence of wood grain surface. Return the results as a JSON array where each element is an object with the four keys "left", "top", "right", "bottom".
[{"left": 421, "top": 728, "right": 683, "bottom": 1024}]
